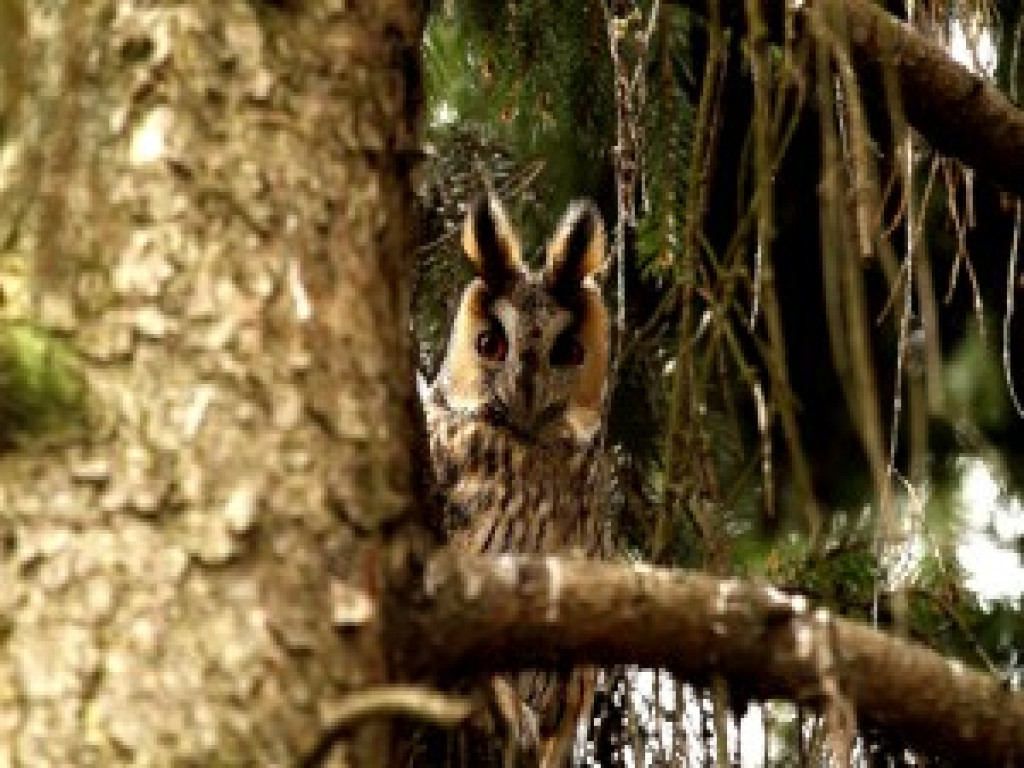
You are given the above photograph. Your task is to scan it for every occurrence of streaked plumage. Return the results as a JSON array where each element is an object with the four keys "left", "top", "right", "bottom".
[{"left": 425, "top": 194, "right": 613, "bottom": 766}]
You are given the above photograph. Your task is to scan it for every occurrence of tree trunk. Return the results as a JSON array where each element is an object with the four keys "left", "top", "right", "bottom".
[{"left": 0, "top": 1, "right": 426, "bottom": 764}]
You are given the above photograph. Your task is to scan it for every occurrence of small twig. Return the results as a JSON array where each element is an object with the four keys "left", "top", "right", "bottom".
[
  {"left": 416, "top": 160, "right": 545, "bottom": 256},
  {"left": 935, "top": 162, "right": 987, "bottom": 350},
  {"left": 416, "top": 221, "right": 461, "bottom": 256},
  {"left": 320, "top": 685, "right": 473, "bottom": 728},
  {"left": 303, "top": 685, "right": 474, "bottom": 767},
  {"left": 600, "top": 0, "right": 661, "bottom": 381},
  {"left": 1003, "top": 201, "right": 1024, "bottom": 419}
]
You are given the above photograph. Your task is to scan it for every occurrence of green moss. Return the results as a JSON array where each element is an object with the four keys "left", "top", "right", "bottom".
[{"left": 0, "top": 322, "right": 87, "bottom": 450}]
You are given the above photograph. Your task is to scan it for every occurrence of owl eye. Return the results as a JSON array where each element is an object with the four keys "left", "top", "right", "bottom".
[
  {"left": 550, "top": 330, "right": 585, "bottom": 367},
  {"left": 476, "top": 320, "right": 508, "bottom": 362}
]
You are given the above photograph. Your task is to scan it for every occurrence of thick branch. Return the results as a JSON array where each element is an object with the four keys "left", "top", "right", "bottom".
[
  {"left": 676, "top": 0, "right": 1024, "bottom": 197},
  {"left": 831, "top": 0, "right": 1024, "bottom": 197},
  {"left": 404, "top": 552, "right": 1024, "bottom": 766}
]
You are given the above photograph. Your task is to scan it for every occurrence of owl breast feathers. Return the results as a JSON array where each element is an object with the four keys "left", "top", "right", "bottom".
[{"left": 424, "top": 194, "right": 614, "bottom": 766}]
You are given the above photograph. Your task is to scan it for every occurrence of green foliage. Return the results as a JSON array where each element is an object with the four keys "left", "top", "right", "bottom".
[
  {"left": 0, "top": 322, "right": 86, "bottom": 449},
  {"left": 424, "top": 0, "right": 614, "bottom": 230},
  {"left": 636, "top": 7, "right": 694, "bottom": 283},
  {"left": 415, "top": 0, "right": 1024, "bottom": 733},
  {"left": 945, "top": 323, "right": 1011, "bottom": 430},
  {"left": 419, "top": 7, "right": 1024, "bottom": 757}
]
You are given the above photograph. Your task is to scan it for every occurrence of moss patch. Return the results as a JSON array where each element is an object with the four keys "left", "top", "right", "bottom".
[{"left": 0, "top": 323, "right": 87, "bottom": 450}]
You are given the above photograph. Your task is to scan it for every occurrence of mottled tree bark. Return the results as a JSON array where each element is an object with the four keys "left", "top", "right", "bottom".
[{"left": 0, "top": 1, "right": 426, "bottom": 764}]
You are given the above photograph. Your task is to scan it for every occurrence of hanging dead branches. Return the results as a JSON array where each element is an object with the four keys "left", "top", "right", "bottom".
[
  {"left": 599, "top": 0, "right": 661, "bottom": 369},
  {"left": 669, "top": 0, "right": 1024, "bottom": 197}
]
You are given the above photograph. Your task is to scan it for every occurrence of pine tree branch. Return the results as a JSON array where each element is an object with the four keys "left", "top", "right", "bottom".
[
  {"left": 402, "top": 551, "right": 1024, "bottom": 766},
  {"left": 673, "top": 0, "right": 1024, "bottom": 197}
]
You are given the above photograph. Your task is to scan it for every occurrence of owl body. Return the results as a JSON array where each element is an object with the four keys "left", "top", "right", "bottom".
[
  {"left": 426, "top": 387, "right": 611, "bottom": 558},
  {"left": 425, "top": 195, "right": 613, "bottom": 765}
]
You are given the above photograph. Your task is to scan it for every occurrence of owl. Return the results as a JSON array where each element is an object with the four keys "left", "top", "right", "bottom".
[{"left": 424, "top": 193, "right": 614, "bottom": 766}]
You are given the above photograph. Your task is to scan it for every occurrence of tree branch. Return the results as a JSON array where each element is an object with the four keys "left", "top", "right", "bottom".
[
  {"left": 826, "top": 0, "right": 1024, "bottom": 198},
  {"left": 674, "top": 0, "right": 1024, "bottom": 197},
  {"left": 402, "top": 552, "right": 1024, "bottom": 766}
]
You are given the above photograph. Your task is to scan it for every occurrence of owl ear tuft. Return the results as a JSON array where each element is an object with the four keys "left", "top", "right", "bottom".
[
  {"left": 544, "top": 200, "right": 607, "bottom": 299},
  {"left": 462, "top": 195, "right": 523, "bottom": 289}
]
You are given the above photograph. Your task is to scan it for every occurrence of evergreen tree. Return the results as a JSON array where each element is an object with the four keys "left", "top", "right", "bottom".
[{"left": 418, "top": 0, "right": 1024, "bottom": 762}]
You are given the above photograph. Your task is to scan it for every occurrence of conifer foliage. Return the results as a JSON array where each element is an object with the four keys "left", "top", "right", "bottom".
[{"left": 417, "top": 0, "right": 1024, "bottom": 763}]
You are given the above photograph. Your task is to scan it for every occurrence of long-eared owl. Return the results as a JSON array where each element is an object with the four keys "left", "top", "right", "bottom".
[{"left": 424, "top": 194, "right": 614, "bottom": 765}]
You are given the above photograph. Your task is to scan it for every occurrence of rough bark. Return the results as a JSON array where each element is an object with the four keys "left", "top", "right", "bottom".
[
  {"left": 0, "top": 1, "right": 425, "bottom": 765},
  {"left": 403, "top": 552, "right": 1024, "bottom": 767},
  {"left": 676, "top": 0, "right": 1024, "bottom": 197}
]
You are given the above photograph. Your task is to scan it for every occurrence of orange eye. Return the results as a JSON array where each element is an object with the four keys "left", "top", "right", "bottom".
[
  {"left": 550, "top": 331, "right": 585, "bottom": 367},
  {"left": 476, "top": 321, "right": 508, "bottom": 361}
]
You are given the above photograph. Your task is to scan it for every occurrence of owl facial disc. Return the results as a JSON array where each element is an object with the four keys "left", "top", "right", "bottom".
[{"left": 438, "top": 194, "right": 609, "bottom": 444}]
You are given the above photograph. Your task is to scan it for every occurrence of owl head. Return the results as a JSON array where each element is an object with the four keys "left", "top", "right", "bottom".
[{"left": 435, "top": 194, "right": 609, "bottom": 444}]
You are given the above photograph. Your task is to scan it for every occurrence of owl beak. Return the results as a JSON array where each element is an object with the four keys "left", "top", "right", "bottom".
[
  {"left": 496, "top": 348, "right": 566, "bottom": 439},
  {"left": 517, "top": 349, "right": 540, "bottom": 414},
  {"left": 491, "top": 395, "right": 566, "bottom": 441}
]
